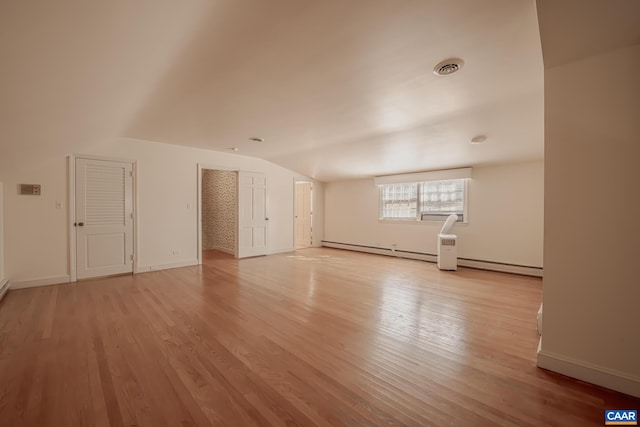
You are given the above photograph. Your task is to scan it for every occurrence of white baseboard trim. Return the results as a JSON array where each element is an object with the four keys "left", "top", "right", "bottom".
[
  {"left": 10, "top": 275, "right": 71, "bottom": 290},
  {"left": 322, "top": 241, "right": 436, "bottom": 262},
  {"left": 137, "top": 259, "right": 199, "bottom": 273},
  {"left": 457, "top": 258, "right": 543, "bottom": 277},
  {"left": 537, "top": 349, "right": 640, "bottom": 398},
  {"left": 321, "top": 241, "right": 543, "bottom": 277},
  {"left": 0, "top": 279, "right": 10, "bottom": 301}
]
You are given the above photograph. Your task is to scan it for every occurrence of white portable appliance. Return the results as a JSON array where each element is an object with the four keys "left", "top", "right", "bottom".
[{"left": 437, "top": 214, "right": 459, "bottom": 271}]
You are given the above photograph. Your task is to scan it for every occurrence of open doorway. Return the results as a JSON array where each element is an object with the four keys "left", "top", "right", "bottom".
[
  {"left": 201, "top": 169, "right": 238, "bottom": 260},
  {"left": 295, "top": 181, "right": 312, "bottom": 249}
]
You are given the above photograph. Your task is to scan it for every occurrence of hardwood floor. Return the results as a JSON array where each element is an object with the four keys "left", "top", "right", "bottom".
[{"left": 0, "top": 248, "right": 637, "bottom": 426}]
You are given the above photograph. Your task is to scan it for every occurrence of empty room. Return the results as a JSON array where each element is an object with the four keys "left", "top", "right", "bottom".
[{"left": 1, "top": 1, "right": 639, "bottom": 426}]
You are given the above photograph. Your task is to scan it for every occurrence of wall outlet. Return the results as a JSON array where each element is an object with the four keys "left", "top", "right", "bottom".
[{"left": 172, "top": 249, "right": 180, "bottom": 255}]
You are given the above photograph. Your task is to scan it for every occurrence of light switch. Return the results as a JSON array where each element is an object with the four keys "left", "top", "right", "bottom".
[{"left": 56, "top": 201, "right": 63, "bottom": 209}]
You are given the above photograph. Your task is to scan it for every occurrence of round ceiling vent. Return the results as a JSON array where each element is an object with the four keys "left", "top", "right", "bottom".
[{"left": 433, "top": 58, "right": 464, "bottom": 76}]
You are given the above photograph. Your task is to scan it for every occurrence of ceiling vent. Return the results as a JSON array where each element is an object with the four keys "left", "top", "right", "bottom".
[{"left": 433, "top": 58, "right": 464, "bottom": 76}]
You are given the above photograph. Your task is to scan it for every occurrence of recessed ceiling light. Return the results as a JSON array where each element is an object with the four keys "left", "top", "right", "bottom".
[
  {"left": 471, "top": 135, "right": 487, "bottom": 144},
  {"left": 227, "top": 147, "right": 239, "bottom": 152},
  {"left": 433, "top": 58, "right": 464, "bottom": 76},
  {"left": 249, "top": 137, "right": 264, "bottom": 143}
]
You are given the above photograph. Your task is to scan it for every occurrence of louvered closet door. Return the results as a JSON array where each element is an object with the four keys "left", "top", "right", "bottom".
[{"left": 76, "top": 158, "right": 133, "bottom": 279}]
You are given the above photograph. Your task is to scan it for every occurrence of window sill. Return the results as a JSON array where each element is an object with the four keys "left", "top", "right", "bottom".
[{"left": 379, "top": 218, "right": 469, "bottom": 225}]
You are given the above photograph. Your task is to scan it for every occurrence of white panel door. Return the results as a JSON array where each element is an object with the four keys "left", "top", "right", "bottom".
[
  {"left": 237, "top": 171, "right": 268, "bottom": 258},
  {"left": 295, "top": 182, "right": 312, "bottom": 248},
  {"left": 76, "top": 158, "right": 133, "bottom": 279}
]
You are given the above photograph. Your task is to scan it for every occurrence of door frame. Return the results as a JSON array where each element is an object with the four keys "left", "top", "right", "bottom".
[{"left": 68, "top": 155, "right": 138, "bottom": 282}]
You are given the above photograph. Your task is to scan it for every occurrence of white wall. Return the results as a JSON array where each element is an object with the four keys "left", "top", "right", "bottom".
[
  {"left": 2, "top": 138, "right": 310, "bottom": 284},
  {"left": 538, "top": 45, "right": 640, "bottom": 397},
  {"left": 3, "top": 159, "right": 70, "bottom": 284},
  {"left": 324, "top": 160, "right": 544, "bottom": 268}
]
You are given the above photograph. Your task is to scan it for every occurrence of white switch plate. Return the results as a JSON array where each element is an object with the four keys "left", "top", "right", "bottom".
[{"left": 55, "top": 201, "right": 63, "bottom": 209}]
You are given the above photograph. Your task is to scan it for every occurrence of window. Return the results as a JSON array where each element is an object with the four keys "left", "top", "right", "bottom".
[
  {"left": 380, "top": 183, "right": 417, "bottom": 220},
  {"left": 418, "top": 179, "right": 465, "bottom": 221},
  {"left": 379, "top": 178, "right": 467, "bottom": 222}
]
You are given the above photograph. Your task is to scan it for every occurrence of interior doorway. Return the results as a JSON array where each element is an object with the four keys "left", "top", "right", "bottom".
[
  {"left": 295, "top": 181, "right": 312, "bottom": 249},
  {"left": 201, "top": 168, "right": 238, "bottom": 258}
]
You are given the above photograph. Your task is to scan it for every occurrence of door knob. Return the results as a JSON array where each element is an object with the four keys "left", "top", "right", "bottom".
[{"left": 78, "top": 222, "right": 84, "bottom": 227}]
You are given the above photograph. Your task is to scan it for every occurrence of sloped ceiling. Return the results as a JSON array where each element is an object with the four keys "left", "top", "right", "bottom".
[
  {"left": 537, "top": 0, "right": 640, "bottom": 68},
  {"left": 0, "top": 0, "right": 544, "bottom": 181}
]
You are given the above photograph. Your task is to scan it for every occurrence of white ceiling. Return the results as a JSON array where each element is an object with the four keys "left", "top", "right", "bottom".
[{"left": 0, "top": 0, "right": 545, "bottom": 181}]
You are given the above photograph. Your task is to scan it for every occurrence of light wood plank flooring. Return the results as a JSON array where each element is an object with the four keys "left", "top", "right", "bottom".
[{"left": 0, "top": 248, "right": 637, "bottom": 426}]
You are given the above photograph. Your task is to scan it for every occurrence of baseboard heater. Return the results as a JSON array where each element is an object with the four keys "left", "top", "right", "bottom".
[
  {"left": 321, "top": 241, "right": 543, "bottom": 277},
  {"left": 0, "top": 279, "right": 10, "bottom": 303}
]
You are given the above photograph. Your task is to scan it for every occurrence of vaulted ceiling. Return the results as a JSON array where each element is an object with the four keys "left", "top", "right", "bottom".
[{"left": 0, "top": 0, "right": 545, "bottom": 181}]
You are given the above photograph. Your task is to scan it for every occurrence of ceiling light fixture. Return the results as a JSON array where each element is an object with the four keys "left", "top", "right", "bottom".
[
  {"left": 249, "top": 137, "right": 264, "bottom": 143},
  {"left": 433, "top": 58, "right": 464, "bottom": 76},
  {"left": 227, "top": 147, "right": 239, "bottom": 152},
  {"left": 470, "top": 135, "right": 487, "bottom": 144}
]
